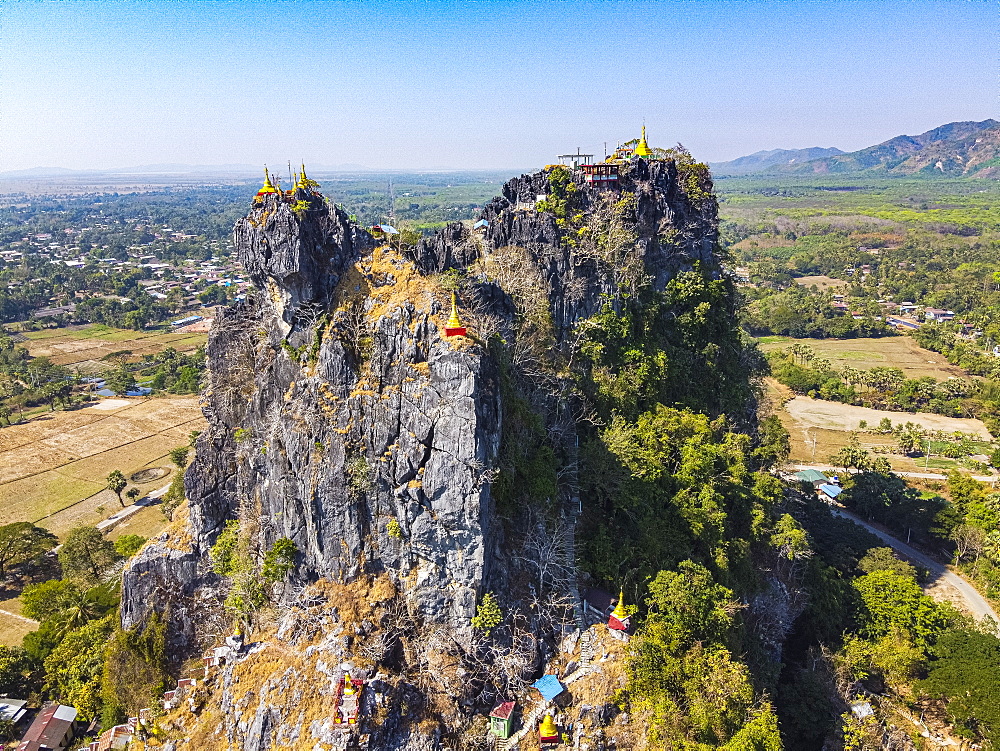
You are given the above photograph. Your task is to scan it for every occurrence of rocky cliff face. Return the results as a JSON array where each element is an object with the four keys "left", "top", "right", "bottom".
[{"left": 120, "top": 157, "right": 724, "bottom": 748}]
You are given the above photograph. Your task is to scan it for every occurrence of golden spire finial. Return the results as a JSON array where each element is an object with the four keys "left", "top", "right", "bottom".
[
  {"left": 447, "top": 291, "right": 462, "bottom": 329},
  {"left": 612, "top": 589, "right": 628, "bottom": 619},
  {"left": 343, "top": 673, "right": 355, "bottom": 695},
  {"left": 635, "top": 125, "right": 653, "bottom": 158}
]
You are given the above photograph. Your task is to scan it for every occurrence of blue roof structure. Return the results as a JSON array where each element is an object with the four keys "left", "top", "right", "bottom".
[
  {"left": 473, "top": 219, "right": 490, "bottom": 229},
  {"left": 171, "top": 315, "right": 203, "bottom": 326},
  {"left": 818, "top": 483, "right": 843, "bottom": 498},
  {"left": 532, "top": 675, "right": 564, "bottom": 702}
]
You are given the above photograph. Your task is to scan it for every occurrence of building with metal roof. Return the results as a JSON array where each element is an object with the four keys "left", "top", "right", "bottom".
[{"left": 16, "top": 703, "right": 77, "bottom": 751}]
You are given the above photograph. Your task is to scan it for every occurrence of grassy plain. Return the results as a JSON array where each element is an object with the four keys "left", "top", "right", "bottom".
[
  {"left": 717, "top": 176, "right": 1000, "bottom": 233},
  {"left": 0, "top": 396, "right": 203, "bottom": 538},
  {"left": 757, "top": 335, "right": 968, "bottom": 380},
  {"left": 20, "top": 323, "right": 207, "bottom": 373}
]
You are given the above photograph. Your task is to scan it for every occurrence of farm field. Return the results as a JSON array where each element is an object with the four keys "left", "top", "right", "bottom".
[
  {"left": 757, "top": 335, "right": 968, "bottom": 380},
  {"left": 0, "top": 396, "right": 203, "bottom": 538},
  {"left": 20, "top": 323, "right": 208, "bottom": 373},
  {"left": 793, "top": 274, "right": 847, "bottom": 291},
  {"left": 785, "top": 396, "right": 992, "bottom": 440},
  {"left": 0, "top": 610, "right": 35, "bottom": 648},
  {"left": 766, "top": 378, "right": 995, "bottom": 475}
]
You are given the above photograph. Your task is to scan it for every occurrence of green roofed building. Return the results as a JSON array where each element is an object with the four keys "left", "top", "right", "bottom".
[{"left": 793, "top": 469, "right": 829, "bottom": 486}]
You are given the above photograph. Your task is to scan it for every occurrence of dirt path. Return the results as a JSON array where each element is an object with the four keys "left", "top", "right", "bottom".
[
  {"left": 830, "top": 506, "right": 999, "bottom": 629},
  {"left": 0, "top": 609, "right": 37, "bottom": 625}
]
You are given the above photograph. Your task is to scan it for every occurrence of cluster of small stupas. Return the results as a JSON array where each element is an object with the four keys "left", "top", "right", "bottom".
[{"left": 253, "top": 164, "right": 319, "bottom": 204}]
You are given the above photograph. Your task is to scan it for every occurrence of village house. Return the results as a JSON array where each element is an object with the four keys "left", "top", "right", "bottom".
[
  {"left": 15, "top": 703, "right": 77, "bottom": 751},
  {"left": 923, "top": 308, "right": 955, "bottom": 323}
]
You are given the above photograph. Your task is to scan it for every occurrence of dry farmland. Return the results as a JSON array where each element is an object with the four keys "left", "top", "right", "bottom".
[
  {"left": 757, "top": 335, "right": 970, "bottom": 380},
  {"left": 0, "top": 396, "right": 204, "bottom": 538},
  {"left": 21, "top": 323, "right": 207, "bottom": 373},
  {"left": 760, "top": 335, "right": 997, "bottom": 476}
]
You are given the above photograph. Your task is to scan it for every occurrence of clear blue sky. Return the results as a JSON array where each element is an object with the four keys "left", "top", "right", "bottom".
[{"left": 0, "top": 0, "right": 996, "bottom": 171}]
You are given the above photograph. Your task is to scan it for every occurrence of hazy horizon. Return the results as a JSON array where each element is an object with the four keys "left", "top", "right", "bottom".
[{"left": 1, "top": 0, "right": 996, "bottom": 172}]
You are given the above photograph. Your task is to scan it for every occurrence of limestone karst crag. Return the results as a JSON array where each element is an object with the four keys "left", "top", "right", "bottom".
[
  {"left": 233, "top": 190, "right": 373, "bottom": 331},
  {"left": 122, "top": 154, "right": 721, "bottom": 655},
  {"left": 124, "top": 189, "right": 502, "bottom": 646},
  {"left": 410, "top": 157, "right": 719, "bottom": 339},
  {"left": 115, "top": 154, "right": 737, "bottom": 749}
]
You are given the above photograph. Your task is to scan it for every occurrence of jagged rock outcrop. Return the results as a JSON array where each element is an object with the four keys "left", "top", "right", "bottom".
[
  {"left": 411, "top": 158, "right": 718, "bottom": 338},
  {"left": 124, "top": 190, "right": 502, "bottom": 649},
  {"left": 121, "top": 156, "right": 725, "bottom": 747}
]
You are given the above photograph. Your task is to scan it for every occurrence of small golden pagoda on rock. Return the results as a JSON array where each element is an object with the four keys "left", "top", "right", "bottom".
[{"left": 445, "top": 292, "right": 467, "bottom": 337}]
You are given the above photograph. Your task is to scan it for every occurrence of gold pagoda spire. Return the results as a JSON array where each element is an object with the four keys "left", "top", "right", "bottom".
[
  {"left": 634, "top": 125, "right": 652, "bottom": 158},
  {"left": 612, "top": 589, "right": 628, "bottom": 620},
  {"left": 539, "top": 714, "right": 558, "bottom": 737},
  {"left": 447, "top": 292, "right": 463, "bottom": 329},
  {"left": 343, "top": 673, "right": 356, "bottom": 696},
  {"left": 260, "top": 167, "right": 277, "bottom": 193}
]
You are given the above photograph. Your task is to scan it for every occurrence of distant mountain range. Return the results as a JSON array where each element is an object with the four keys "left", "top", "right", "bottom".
[
  {"left": 712, "top": 119, "right": 1000, "bottom": 178},
  {"left": 709, "top": 147, "right": 845, "bottom": 176}
]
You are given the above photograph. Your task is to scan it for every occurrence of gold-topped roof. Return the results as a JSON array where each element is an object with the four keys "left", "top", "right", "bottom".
[
  {"left": 343, "top": 673, "right": 356, "bottom": 695},
  {"left": 634, "top": 125, "right": 652, "bottom": 158}
]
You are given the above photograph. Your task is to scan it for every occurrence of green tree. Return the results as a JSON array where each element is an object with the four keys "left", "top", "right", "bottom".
[
  {"left": 262, "top": 538, "right": 298, "bottom": 584},
  {"left": 125, "top": 487, "right": 140, "bottom": 504},
  {"left": 160, "top": 472, "right": 185, "bottom": 520},
  {"left": 637, "top": 561, "right": 736, "bottom": 658},
  {"left": 105, "top": 365, "right": 136, "bottom": 396},
  {"left": 857, "top": 548, "right": 917, "bottom": 580},
  {"left": 853, "top": 570, "right": 948, "bottom": 648},
  {"left": 58, "top": 527, "right": 122, "bottom": 586},
  {"left": 21, "top": 580, "right": 83, "bottom": 622},
  {"left": 100, "top": 611, "right": 167, "bottom": 727},
  {"left": 830, "top": 435, "right": 871, "bottom": 473},
  {"left": 0, "top": 645, "right": 40, "bottom": 698},
  {"left": 209, "top": 520, "right": 240, "bottom": 576},
  {"left": 43, "top": 613, "right": 116, "bottom": 720},
  {"left": 168, "top": 446, "right": 189, "bottom": 469},
  {"left": 471, "top": 592, "right": 503, "bottom": 637},
  {"left": 106, "top": 470, "right": 127, "bottom": 508},
  {"left": 0, "top": 522, "right": 57, "bottom": 580},
  {"left": 918, "top": 628, "right": 1000, "bottom": 745},
  {"left": 114, "top": 535, "right": 146, "bottom": 559}
]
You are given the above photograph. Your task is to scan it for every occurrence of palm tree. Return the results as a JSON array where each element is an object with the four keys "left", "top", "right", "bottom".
[{"left": 52, "top": 589, "right": 102, "bottom": 639}]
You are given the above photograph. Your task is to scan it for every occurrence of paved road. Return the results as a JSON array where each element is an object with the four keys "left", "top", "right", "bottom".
[
  {"left": 831, "top": 505, "right": 999, "bottom": 629},
  {"left": 95, "top": 480, "right": 173, "bottom": 533}
]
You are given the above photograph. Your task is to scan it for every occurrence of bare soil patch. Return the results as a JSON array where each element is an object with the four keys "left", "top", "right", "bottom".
[
  {"left": 784, "top": 396, "right": 992, "bottom": 440},
  {"left": 0, "top": 611, "right": 35, "bottom": 647},
  {"left": 0, "top": 397, "right": 203, "bottom": 534},
  {"left": 106, "top": 505, "right": 169, "bottom": 542},
  {"left": 131, "top": 466, "right": 170, "bottom": 484},
  {"left": 22, "top": 324, "right": 207, "bottom": 369},
  {"left": 794, "top": 275, "right": 847, "bottom": 291}
]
